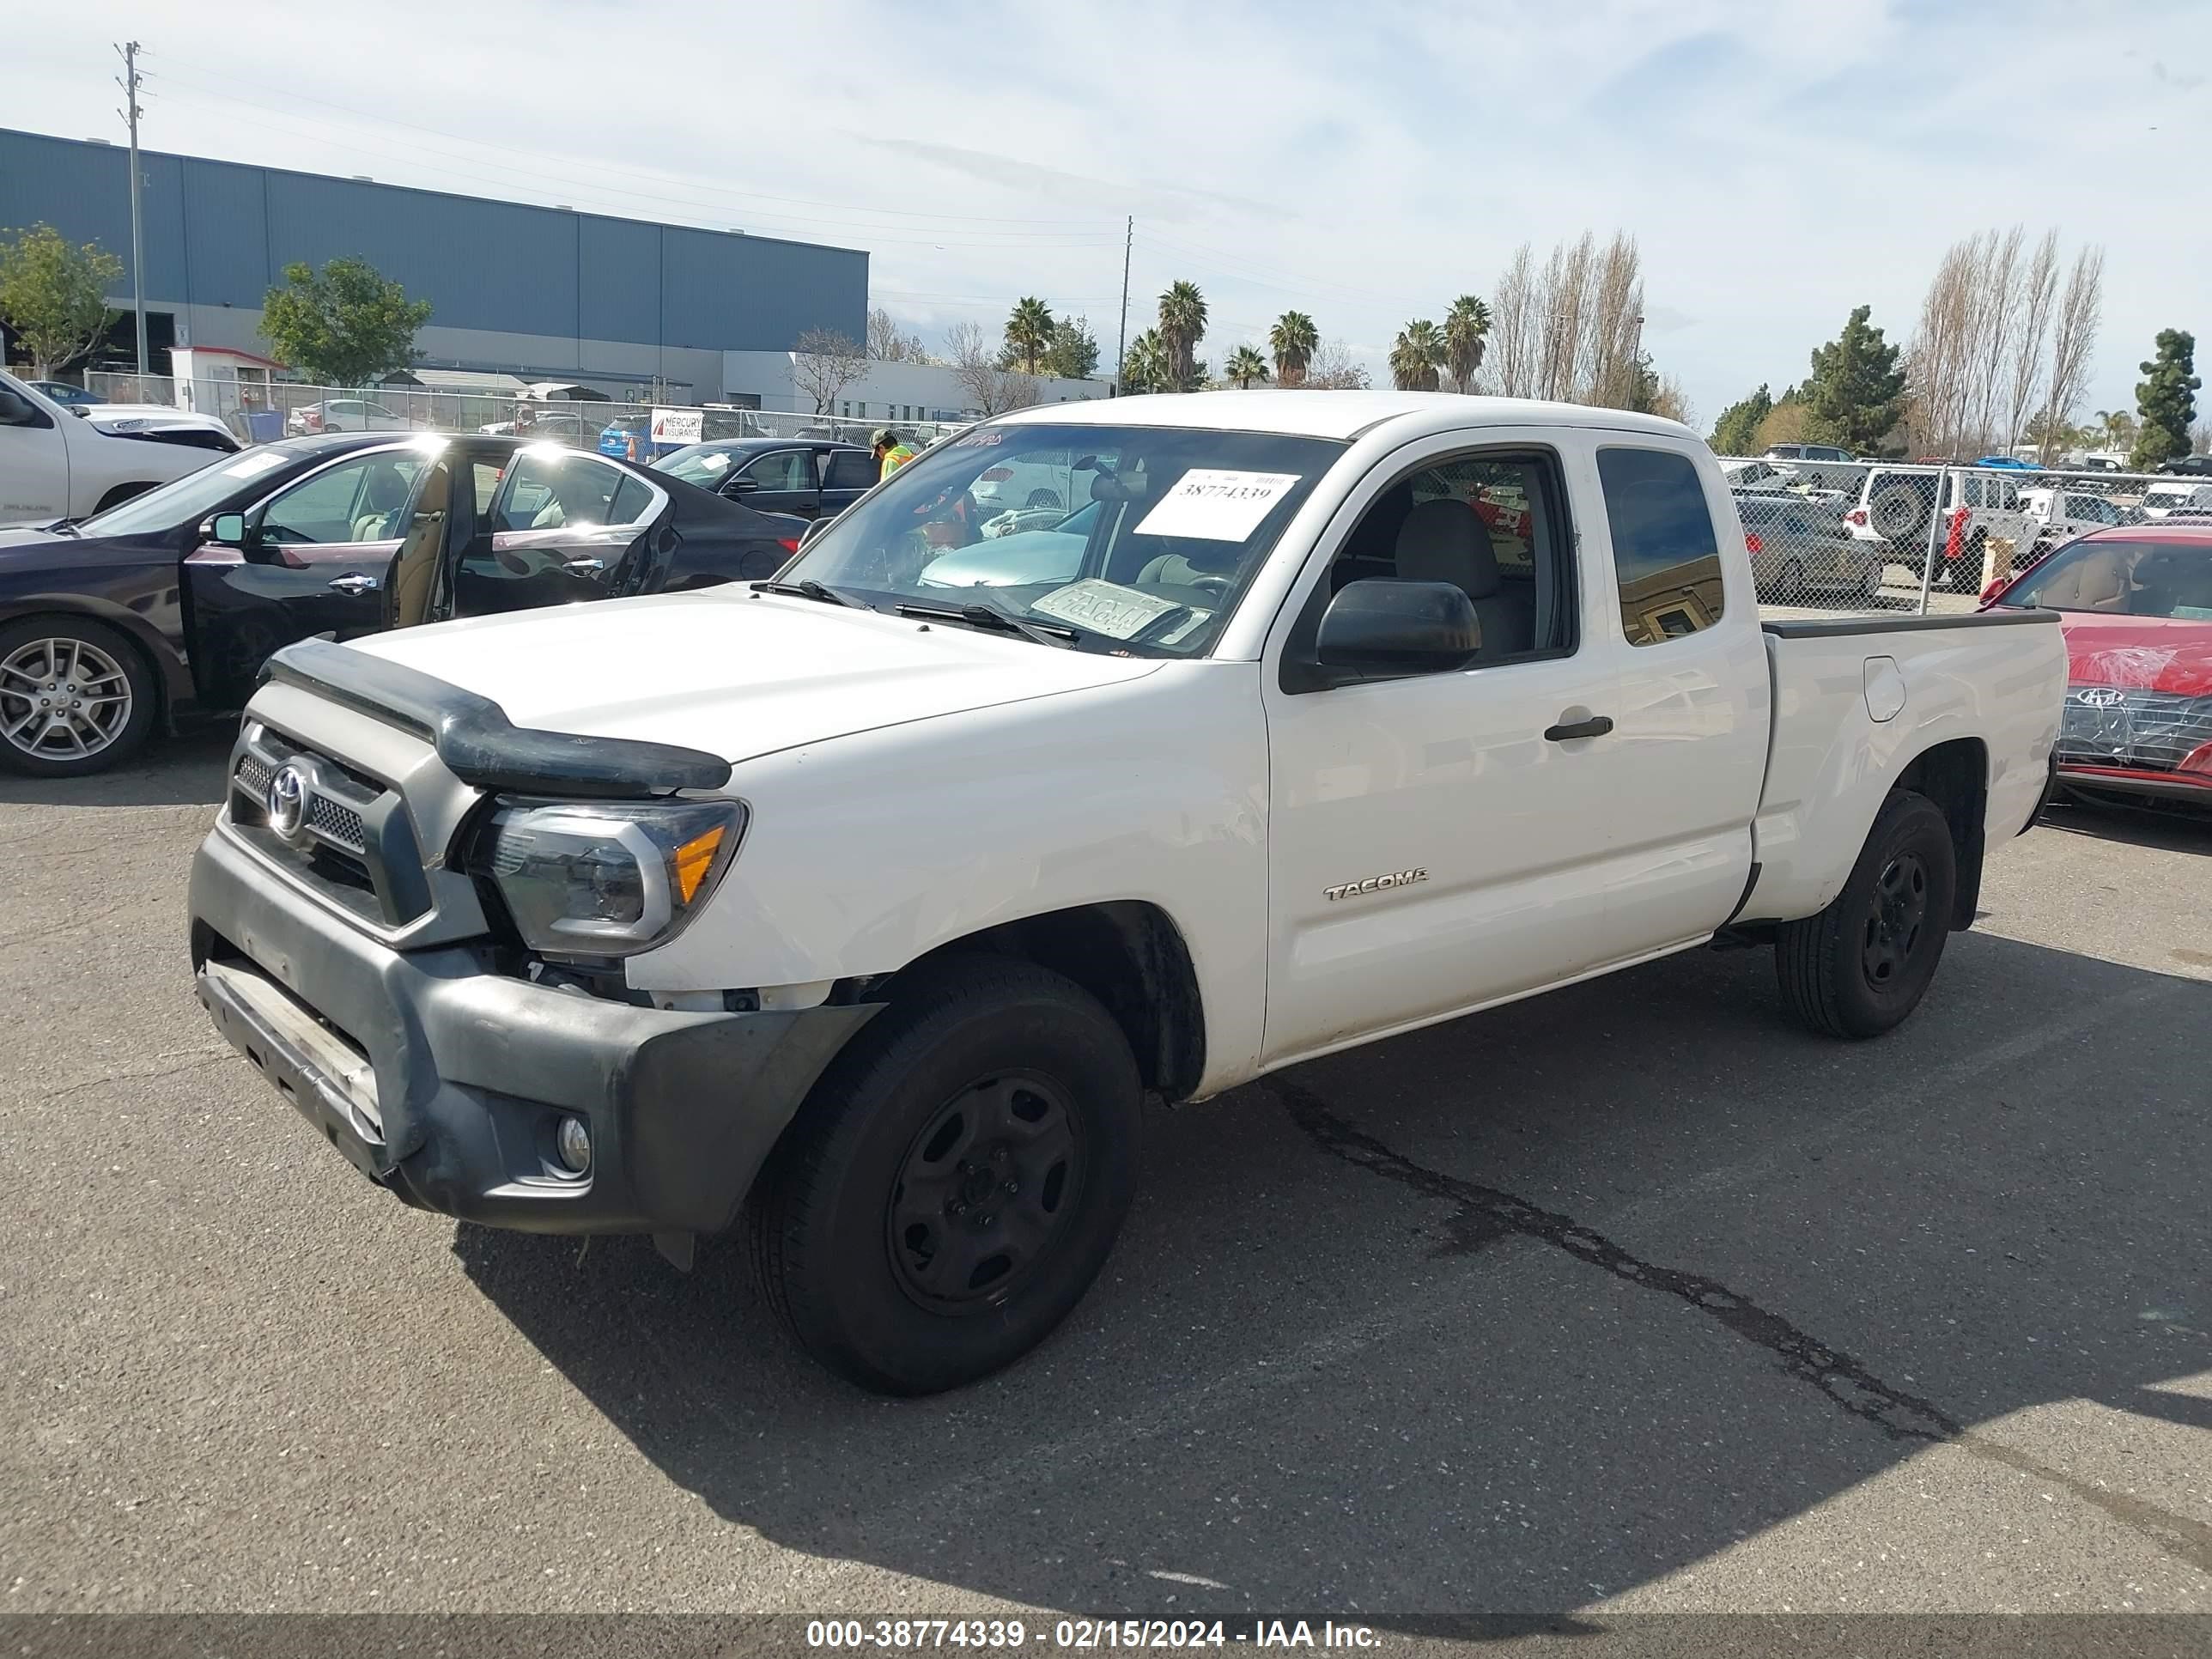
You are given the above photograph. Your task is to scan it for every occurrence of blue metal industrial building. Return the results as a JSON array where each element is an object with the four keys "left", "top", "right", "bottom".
[{"left": 0, "top": 128, "right": 869, "bottom": 398}]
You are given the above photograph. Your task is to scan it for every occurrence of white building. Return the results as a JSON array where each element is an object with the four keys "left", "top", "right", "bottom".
[{"left": 720, "top": 350, "right": 1109, "bottom": 423}]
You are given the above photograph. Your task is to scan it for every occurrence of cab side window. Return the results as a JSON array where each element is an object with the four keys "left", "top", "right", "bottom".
[
  {"left": 1596, "top": 447, "right": 1724, "bottom": 645},
  {"left": 1309, "top": 449, "right": 1574, "bottom": 667},
  {"left": 742, "top": 449, "right": 815, "bottom": 492}
]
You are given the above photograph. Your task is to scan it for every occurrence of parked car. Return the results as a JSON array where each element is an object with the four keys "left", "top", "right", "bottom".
[
  {"left": 0, "top": 368, "right": 231, "bottom": 525},
  {"left": 1983, "top": 525, "right": 2212, "bottom": 808},
  {"left": 0, "top": 433, "right": 806, "bottom": 776},
  {"left": 2019, "top": 483, "right": 2128, "bottom": 556},
  {"left": 597, "top": 414, "right": 653, "bottom": 459},
  {"left": 25, "top": 379, "right": 99, "bottom": 407},
  {"left": 1761, "top": 441, "right": 1867, "bottom": 491},
  {"left": 288, "top": 398, "right": 409, "bottom": 435},
  {"left": 478, "top": 408, "right": 595, "bottom": 445},
  {"left": 2141, "top": 481, "right": 2212, "bottom": 520},
  {"left": 1737, "top": 494, "right": 1883, "bottom": 603},
  {"left": 1844, "top": 465, "right": 2036, "bottom": 590},
  {"left": 652, "top": 438, "right": 877, "bottom": 520},
  {"left": 1723, "top": 459, "right": 1796, "bottom": 493},
  {"left": 2156, "top": 453, "right": 2212, "bottom": 477},
  {"left": 185, "top": 392, "right": 2063, "bottom": 1394}
]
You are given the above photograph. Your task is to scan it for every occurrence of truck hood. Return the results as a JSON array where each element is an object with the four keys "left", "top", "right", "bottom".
[
  {"left": 2058, "top": 612, "right": 2212, "bottom": 696},
  {"left": 343, "top": 588, "right": 1164, "bottom": 763}
]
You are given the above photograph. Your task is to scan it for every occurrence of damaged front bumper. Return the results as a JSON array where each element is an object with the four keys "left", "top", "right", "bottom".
[{"left": 190, "top": 825, "right": 876, "bottom": 1238}]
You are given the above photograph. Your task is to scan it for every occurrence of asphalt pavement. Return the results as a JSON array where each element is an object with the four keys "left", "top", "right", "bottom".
[{"left": 2, "top": 728, "right": 2208, "bottom": 1636}]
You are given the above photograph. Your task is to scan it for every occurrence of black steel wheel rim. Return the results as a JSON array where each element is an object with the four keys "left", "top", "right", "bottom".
[
  {"left": 887, "top": 1071, "right": 1085, "bottom": 1314},
  {"left": 1861, "top": 849, "right": 1929, "bottom": 989}
]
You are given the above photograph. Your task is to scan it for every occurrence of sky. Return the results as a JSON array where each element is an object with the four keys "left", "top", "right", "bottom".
[{"left": 7, "top": 0, "right": 2208, "bottom": 431}]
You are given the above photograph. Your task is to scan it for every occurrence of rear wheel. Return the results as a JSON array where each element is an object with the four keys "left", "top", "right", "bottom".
[
  {"left": 1775, "top": 790, "right": 1957, "bottom": 1039},
  {"left": 0, "top": 617, "right": 158, "bottom": 777},
  {"left": 750, "top": 956, "right": 1141, "bottom": 1395}
]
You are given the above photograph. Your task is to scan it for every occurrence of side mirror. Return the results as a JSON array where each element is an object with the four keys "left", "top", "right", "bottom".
[
  {"left": 726, "top": 477, "right": 760, "bottom": 494},
  {"left": 1978, "top": 576, "right": 2009, "bottom": 607},
  {"left": 1314, "top": 580, "right": 1479, "bottom": 678},
  {"left": 209, "top": 513, "right": 249, "bottom": 548}
]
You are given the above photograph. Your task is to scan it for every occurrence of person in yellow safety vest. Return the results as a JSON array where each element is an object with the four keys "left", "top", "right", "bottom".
[{"left": 872, "top": 427, "right": 916, "bottom": 481}]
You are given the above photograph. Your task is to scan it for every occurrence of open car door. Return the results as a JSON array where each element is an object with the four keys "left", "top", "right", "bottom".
[{"left": 447, "top": 448, "right": 665, "bottom": 618}]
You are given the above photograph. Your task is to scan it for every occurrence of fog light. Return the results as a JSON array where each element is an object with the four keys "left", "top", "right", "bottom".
[{"left": 555, "top": 1115, "right": 592, "bottom": 1174}]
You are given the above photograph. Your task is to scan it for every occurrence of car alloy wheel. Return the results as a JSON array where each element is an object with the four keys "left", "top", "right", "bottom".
[{"left": 0, "top": 635, "right": 135, "bottom": 763}]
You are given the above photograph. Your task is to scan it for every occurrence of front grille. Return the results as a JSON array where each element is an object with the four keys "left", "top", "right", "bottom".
[
  {"left": 227, "top": 726, "right": 428, "bottom": 927},
  {"left": 2057, "top": 686, "right": 2212, "bottom": 773}
]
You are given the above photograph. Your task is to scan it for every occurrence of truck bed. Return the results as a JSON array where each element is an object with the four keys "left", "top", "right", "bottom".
[{"left": 1740, "top": 608, "right": 2066, "bottom": 924}]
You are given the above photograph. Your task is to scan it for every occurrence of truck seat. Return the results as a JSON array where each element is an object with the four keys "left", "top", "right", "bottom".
[{"left": 1395, "top": 499, "right": 1532, "bottom": 656}]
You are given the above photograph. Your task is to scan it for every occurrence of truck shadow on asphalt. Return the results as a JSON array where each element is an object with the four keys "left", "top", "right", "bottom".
[
  {"left": 2041, "top": 797, "right": 2212, "bottom": 857},
  {"left": 456, "top": 929, "right": 2212, "bottom": 1624}
]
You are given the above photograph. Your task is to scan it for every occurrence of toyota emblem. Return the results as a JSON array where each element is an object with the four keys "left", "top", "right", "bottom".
[{"left": 266, "top": 763, "right": 310, "bottom": 843}]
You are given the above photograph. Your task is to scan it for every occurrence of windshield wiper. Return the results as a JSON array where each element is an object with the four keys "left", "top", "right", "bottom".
[
  {"left": 894, "top": 599, "right": 1081, "bottom": 647},
  {"left": 752, "top": 578, "right": 853, "bottom": 607}
]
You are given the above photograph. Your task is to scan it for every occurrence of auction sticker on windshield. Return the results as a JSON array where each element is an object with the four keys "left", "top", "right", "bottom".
[
  {"left": 1133, "top": 470, "right": 1301, "bottom": 541},
  {"left": 1034, "top": 579, "right": 1188, "bottom": 640}
]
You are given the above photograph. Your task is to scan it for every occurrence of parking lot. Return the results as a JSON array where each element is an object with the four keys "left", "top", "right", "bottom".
[{"left": 2, "top": 732, "right": 2207, "bottom": 1628}]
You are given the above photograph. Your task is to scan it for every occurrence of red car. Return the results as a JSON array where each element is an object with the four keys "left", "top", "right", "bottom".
[{"left": 1982, "top": 525, "right": 2212, "bottom": 806}]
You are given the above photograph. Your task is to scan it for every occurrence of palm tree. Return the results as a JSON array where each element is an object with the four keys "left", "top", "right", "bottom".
[
  {"left": 1443, "top": 295, "right": 1492, "bottom": 393},
  {"left": 1121, "top": 329, "right": 1169, "bottom": 395},
  {"left": 1270, "top": 311, "right": 1318, "bottom": 387},
  {"left": 1224, "top": 345, "right": 1270, "bottom": 389},
  {"left": 1158, "top": 281, "right": 1208, "bottom": 389},
  {"left": 1004, "top": 296, "right": 1054, "bottom": 375},
  {"left": 2094, "top": 409, "right": 2137, "bottom": 450},
  {"left": 1389, "top": 319, "right": 1444, "bottom": 392}
]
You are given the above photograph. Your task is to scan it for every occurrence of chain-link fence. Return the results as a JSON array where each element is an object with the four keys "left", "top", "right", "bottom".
[
  {"left": 1715, "top": 455, "right": 2211, "bottom": 617},
  {"left": 77, "top": 372, "right": 969, "bottom": 457}
]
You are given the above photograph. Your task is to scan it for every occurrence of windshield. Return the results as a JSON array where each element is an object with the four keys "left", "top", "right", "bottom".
[
  {"left": 72, "top": 446, "right": 298, "bottom": 536},
  {"left": 2001, "top": 538, "right": 2212, "bottom": 618},
  {"left": 776, "top": 422, "right": 1344, "bottom": 656}
]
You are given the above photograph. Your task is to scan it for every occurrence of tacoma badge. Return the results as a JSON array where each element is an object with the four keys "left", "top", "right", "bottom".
[{"left": 1325, "top": 868, "right": 1427, "bottom": 902}]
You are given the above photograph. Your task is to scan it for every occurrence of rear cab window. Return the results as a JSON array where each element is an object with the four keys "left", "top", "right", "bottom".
[{"left": 1596, "top": 447, "right": 1725, "bottom": 644}]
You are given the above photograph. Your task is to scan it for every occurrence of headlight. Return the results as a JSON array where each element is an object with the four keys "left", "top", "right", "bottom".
[{"left": 475, "top": 799, "right": 744, "bottom": 957}]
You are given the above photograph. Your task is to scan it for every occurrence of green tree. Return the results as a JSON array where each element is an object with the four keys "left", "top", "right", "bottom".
[
  {"left": 2093, "top": 408, "right": 2137, "bottom": 451},
  {"left": 1389, "top": 319, "right": 1443, "bottom": 391},
  {"left": 1802, "top": 305, "right": 1905, "bottom": 453},
  {"left": 1223, "top": 344, "right": 1270, "bottom": 389},
  {"left": 1157, "top": 281, "right": 1208, "bottom": 389},
  {"left": 1121, "top": 328, "right": 1169, "bottom": 394},
  {"left": 1709, "top": 385, "right": 1773, "bottom": 455},
  {"left": 1269, "top": 310, "right": 1318, "bottom": 386},
  {"left": 258, "top": 258, "right": 432, "bottom": 385},
  {"left": 1443, "top": 294, "right": 1492, "bottom": 392},
  {"left": 1042, "top": 313, "right": 1099, "bottom": 380},
  {"left": 1003, "top": 295, "right": 1054, "bottom": 374},
  {"left": 2130, "top": 328, "right": 2200, "bottom": 470},
  {"left": 0, "top": 224, "right": 122, "bottom": 376}
]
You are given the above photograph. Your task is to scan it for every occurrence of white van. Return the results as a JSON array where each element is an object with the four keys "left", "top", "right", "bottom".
[
  {"left": 0, "top": 369, "right": 229, "bottom": 525},
  {"left": 2139, "top": 480, "right": 2212, "bottom": 520}
]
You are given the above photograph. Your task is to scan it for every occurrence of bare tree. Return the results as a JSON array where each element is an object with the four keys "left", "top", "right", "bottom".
[
  {"left": 1534, "top": 234, "right": 1589, "bottom": 402},
  {"left": 1580, "top": 231, "right": 1644, "bottom": 409},
  {"left": 2003, "top": 230, "right": 2060, "bottom": 453},
  {"left": 945, "top": 320, "right": 1041, "bottom": 416},
  {"left": 866, "top": 306, "right": 928, "bottom": 362},
  {"left": 1964, "top": 226, "right": 2024, "bottom": 453},
  {"left": 1486, "top": 243, "right": 1538, "bottom": 398},
  {"left": 791, "top": 328, "right": 867, "bottom": 414},
  {"left": 1302, "top": 337, "right": 1372, "bottom": 390},
  {"left": 1645, "top": 373, "right": 1692, "bottom": 427},
  {"left": 2037, "top": 246, "right": 2105, "bottom": 464},
  {"left": 2191, "top": 416, "right": 2211, "bottom": 457}
]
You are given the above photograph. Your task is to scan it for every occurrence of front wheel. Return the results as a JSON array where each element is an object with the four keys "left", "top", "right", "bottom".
[
  {"left": 1774, "top": 790, "right": 1957, "bottom": 1039},
  {"left": 0, "top": 616, "right": 158, "bottom": 777},
  {"left": 750, "top": 956, "right": 1142, "bottom": 1395}
]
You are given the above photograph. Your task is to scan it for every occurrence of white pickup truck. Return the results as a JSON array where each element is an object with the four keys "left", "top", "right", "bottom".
[
  {"left": 1, "top": 368, "right": 232, "bottom": 525},
  {"left": 189, "top": 392, "right": 2065, "bottom": 1394}
]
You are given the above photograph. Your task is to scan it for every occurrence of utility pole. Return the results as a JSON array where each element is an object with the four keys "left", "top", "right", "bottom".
[
  {"left": 1115, "top": 216, "right": 1132, "bottom": 396},
  {"left": 116, "top": 40, "right": 148, "bottom": 375}
]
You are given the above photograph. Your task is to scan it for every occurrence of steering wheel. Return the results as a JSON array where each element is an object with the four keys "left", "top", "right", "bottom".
[{"left": 1185, "top": 574, "right": 1231, "bottom": 599}]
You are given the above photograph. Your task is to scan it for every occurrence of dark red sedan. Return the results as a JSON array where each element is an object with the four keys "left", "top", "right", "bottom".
[{"left": 1983, "top": 525, "right": 2212, "bottom": 806}]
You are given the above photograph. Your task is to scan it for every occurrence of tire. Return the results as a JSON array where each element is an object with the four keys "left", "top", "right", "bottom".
[
  {"left": 1869, "top": 481, "right": 1930, "bottom": 542},
  {"left": 1774, "top": 790, "right": 1957, "bottom": 1040},
  {"left": 750, "top": 955, "right": 1142, "bottom": 1395},
  {"left": 0, "top": 616, "right": 159, "bottom": 778}
]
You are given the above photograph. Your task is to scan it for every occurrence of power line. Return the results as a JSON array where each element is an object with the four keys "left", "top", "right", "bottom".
[{"left": 145, "top": 52, "right": 1120, "bottom": 234}]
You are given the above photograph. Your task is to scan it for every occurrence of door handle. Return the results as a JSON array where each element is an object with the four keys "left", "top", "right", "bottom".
[
  {"left": 1543, "top": 714, "right": 1613, "bottom": 743},
  {"left": 327, "top": 573, "right": 379, "bottom": 594},
  {"left": 562, "top": 556, "right": 607, "bottom": 574}
]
